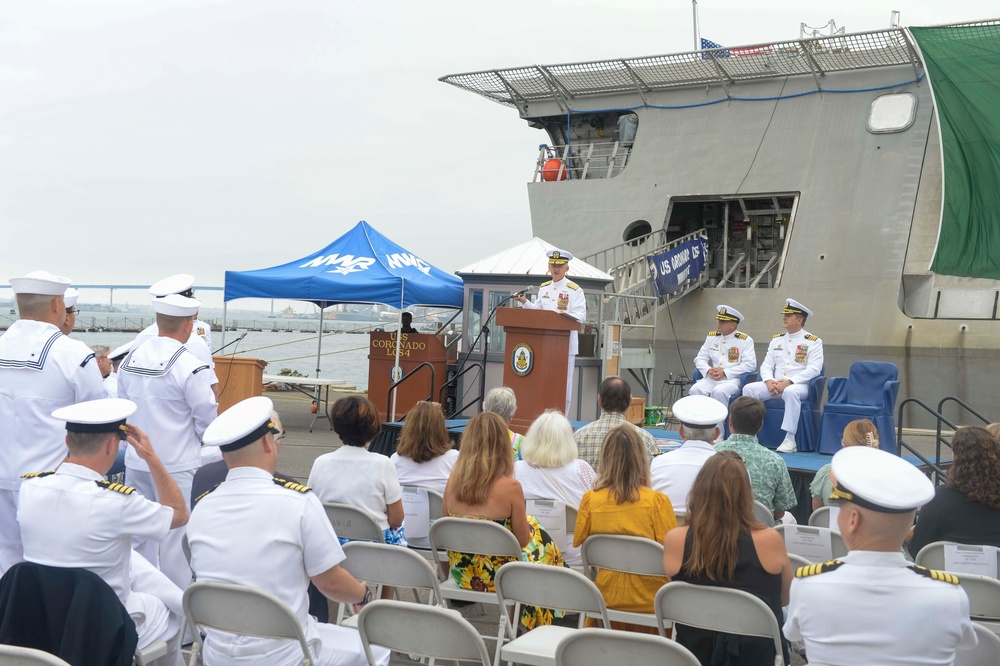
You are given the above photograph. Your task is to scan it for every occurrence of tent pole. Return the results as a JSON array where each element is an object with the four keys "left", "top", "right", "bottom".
[
  {"left": 221, "top": 303, "right": 228, "bottom": 351},
  {"left": 315, "top": 306, "right": 325, "bottom": 408},
  {"left": 390, "top": 288, "right": 404, "bottom": 422}
]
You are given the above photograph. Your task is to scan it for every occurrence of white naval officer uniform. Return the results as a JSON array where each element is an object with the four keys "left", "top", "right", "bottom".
[
  {"left": 784, "top": 551, "right": 977, "bottom": 665},
  {"left": 0, "top": 321, "right": 106, "bottom": 571},
  {"left": 187, "top": 467, "right": 389, "bottom": 666},
  {"left": 742, "top": 328, "right": 824, "bottom": 440},
  {"left": 118, "top": 336, "right": 217, "bottom": 589},
  {"left": 18, "top": 464, "right": 183, "bottom": 662},
  {"left": 518, "top": 276, "right": 587, "bottom": 414},
  {"left": 131, "top": 321, "right": 218, "bottom": 385},
  {"left": 690, "top": 330, "right": 756, "bottom": 404}
]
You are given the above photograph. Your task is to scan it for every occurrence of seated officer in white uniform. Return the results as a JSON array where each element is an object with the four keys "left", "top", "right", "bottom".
[
  {"left": 689, "top": 304, "right": 756, "bottom": 410},
  {"left": 514, "top": 248, "right": 587, "bottom": 414},
  {"left": 784, "top": 446, "right": 977, "bottom": 665},
  {"left": 650, "top": 395, "right": 728, "bottom": 515},
  {"left": 742, "top": 298, "right": 823, "bottom": 453},
  {"left": 18, "top": 399, "right": 188, "bottom": 665},
  {"left": 187, "top": 397, "right": 389, "bottom": 666}
]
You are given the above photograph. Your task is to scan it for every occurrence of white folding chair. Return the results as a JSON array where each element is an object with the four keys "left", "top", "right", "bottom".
[
  {"left": 357, "top": 599, "right": 492, "bottom": 666},
  {"left": 323, "top": 502, "right": 386, "bottom": 542},
  {"left": 494, "top": 562, "right": 610, "bottom": 666},
  {"left": 525, "top": 499, "right": 580, "bottom": 570},
  {"left": 787, "top": 553, "right": 812, "bottom": 571},
  {"left": 753, "top": 500, "right": 776, "bottom": 527},
  {"left": 775, "top": 525, "right": 848, "bottom": 563},
  {"left": 336, "top": 541, "right": 446, "bottom": 626},
  {"left": 402, "top": 485, "right": 447, "bottom": 561},
  {"left": 579, "top": 534, "right": 667, "bottom": 628},
  {"left": 915, "top": 541, "right": 1000, "bottom": 579},
  {"left": 182, "top": 581, "right": 313, "bottom": 666},
  {"left": 655, "top": 581, "right": 784, "bottom": 666},
  {"left": 0, "top": 645, "right": 73, "bottom": 665},
  {"left": 952, "top": 573, "right": 1000, "bottom": 634},
  {"left": 807, "top": 505, "right": 837, "bottom": 528},
  {"left": 555, "top": 628, "right": 701, "bottom": 666},
  {"left": 956, "top": 621, "right": 1000, "bottom": 665},
  {"left": 429, "top": 517, "right": 523, "bottom": 609}
]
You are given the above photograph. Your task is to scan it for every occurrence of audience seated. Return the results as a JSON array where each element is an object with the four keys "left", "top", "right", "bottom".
[
  {"left": 483, "top": 386, "right": 525, "bottom": 459},
  {"left": 574, "top": 425, "right": 676, "bottom": 634},
  {"left": 575, "top": 377, "right": 659, "bottom": 473},
  {"left": 809, "top": 419, "right": 878, "bottom": 511},
  {"left": 514, "top": 410, "right": 596, "bottom": 567},
  {"left": 664, "top": 451, "right": 792, "bottom": 665},
  {"left": 441, "top": 412, "right": 566, "bottom": 629},
  {"left": 909, "top": 426, "right": 1000, "bottom": 556}
]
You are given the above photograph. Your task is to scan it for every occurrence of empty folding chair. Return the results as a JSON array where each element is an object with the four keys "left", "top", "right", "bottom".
[
  {"left": 915, "top": 542, "right": 1000, "bottom": 579},
  {"left": 655, "top": 581, "right": 784, "bottom": 666},
  {"left": 555, "top": 628, "right": 701, "bottom": 666},
  {"left": 494, "top": 562, "right": 610, "bottom": 666},
  {"left": 775, "top": 525, "right": 847, "bottom": 563},
  {"left": 429, "top": 517, "right": 523, "bottom": 609},
  {"left": 0, "top": 645, "right": 73, "bottom": 666},
  {"left": 579, "top": 534, "right": 666, "bottom": 628},
  {"left": 357, "top": 600, "right": 492, "bottom": 666},
  {"left": 323, "top": 502, "right": 386, "bottom": 543},
  {"left": 753, "top": 500, "right": 776, "bottom": 527},
  {"left": 955, "top": 621, "right": 1000, "bottom": 666}
]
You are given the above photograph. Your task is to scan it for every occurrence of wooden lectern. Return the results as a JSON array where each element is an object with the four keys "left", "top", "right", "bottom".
[
  {"left": 368, "top": 332, "right": 448, "bottom": 422},
  {"left": 213, "top": 356, "right": 267, "bottom": 414},
  {"left": 496, "top": 307, "right": 579, "bottom": 433}
]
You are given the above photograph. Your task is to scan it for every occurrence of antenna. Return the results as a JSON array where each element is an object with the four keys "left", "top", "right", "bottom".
[
  {"left": 800, "top": 19, "right": 846, "bottom": 40},
  {"left": 890, "top": 10, "right": 901, "bottom": 28}
]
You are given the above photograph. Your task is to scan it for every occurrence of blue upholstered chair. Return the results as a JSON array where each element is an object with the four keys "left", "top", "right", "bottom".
[
  {"left": 689, "top": 369, "right": 758, "bottom": 439},
  {"left": 756, "top": 371, "right": 826, "bottom": 452},
  {"left": 818, "top": 361, "right": 900, "bottom": 454}
]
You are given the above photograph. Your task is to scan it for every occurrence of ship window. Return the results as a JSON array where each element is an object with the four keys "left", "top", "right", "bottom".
[
  {"left": 868, "top": 93, "right": 917, "bottom": 134},
  {"left": 623, "top": 220, "right": 652, "bottom": 245}
]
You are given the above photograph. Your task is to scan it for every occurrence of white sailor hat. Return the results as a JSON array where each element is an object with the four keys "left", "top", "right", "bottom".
[
  {"left": 716, "top": 305, "right": 743, "bottom": 322},
  {"left": 781, "top": 298, "right": 812, "bottom": 317},
  {"left": 151, "top": 294, "right": 201, "bottom": 317},
  {"left": 109, "top": 343, "right": 131, "bottom": 361},
  {"left": 829, "top": 446, "right": 934, "bottom": 513},
  {"left": 149, "top": 274, "right": 196, "bottom": 298},
  {"left": 203, "top": 396, "right": 279, "bottom": 452},
  {"left": 672, "top": 395, "right": 728, "bottom": 428},
  {"left": 546, "top": 249, "right": 573, "bottom": 265},
  {"left": 9, "top": 271, "right": 71, "bottom": 296},
  {"left": 63, "top": 288, "right": 80, "bottom": 309},
  {"left": 52, "top": 398, "right": 137, "bottom": 440}
]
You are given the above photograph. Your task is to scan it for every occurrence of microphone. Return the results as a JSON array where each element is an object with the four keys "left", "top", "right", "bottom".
[{"left": 513, "top": 286, "right": 538, "bottom": 297}]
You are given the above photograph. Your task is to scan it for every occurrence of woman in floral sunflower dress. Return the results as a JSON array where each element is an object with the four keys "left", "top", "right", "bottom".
[{"left": 441, "top": 411, "right": 566, "bottom": 628}]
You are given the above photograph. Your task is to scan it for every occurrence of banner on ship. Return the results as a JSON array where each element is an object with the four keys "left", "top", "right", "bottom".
[{"left": 648, "top": 237, "right": 708, "bottom": 297}]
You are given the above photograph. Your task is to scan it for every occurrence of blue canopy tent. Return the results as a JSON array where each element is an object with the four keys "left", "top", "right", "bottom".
[{"left": 222, "top": 220, "right": 464, "bottom": 418}]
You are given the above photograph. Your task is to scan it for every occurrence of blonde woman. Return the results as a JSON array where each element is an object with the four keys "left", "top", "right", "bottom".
[{"left": 810, "top": 419, "right": 878, "bottom": 510}]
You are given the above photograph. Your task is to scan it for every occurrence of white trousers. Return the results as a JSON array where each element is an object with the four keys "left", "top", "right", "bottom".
[
  {"left": 690, "top": 377, "right": 741, "bottom": 404},
  {"left": 0, "top": 489, "right": 21, "bottom": 575},
  {"left": 203, "top": 622, "right": 390, "bottom": 666},
  {"left": 126, "top": 589, "right": 183, "bottom": 666},
  {"left": 127, "top": 467, "right": 194, "bottom": 591},
  {"left": 742, "top": 381, "right": 810, "bottom": 437},
  {"left": 565, "top": 355, "right": 576, "bottom": 415}
]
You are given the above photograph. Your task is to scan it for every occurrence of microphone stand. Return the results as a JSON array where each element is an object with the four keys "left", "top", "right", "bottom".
[{"left": 454, "top": 291, "right": 526, "bottom": 411}]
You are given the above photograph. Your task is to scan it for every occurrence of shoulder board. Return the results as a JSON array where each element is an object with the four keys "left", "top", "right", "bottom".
[
  {"left": 795, "top": 560, "right": 844, "bottom": 578},
  {"left": 707, "top": 331, "right": 719, "bottom": 337},
  {"left": 540, "top": 280, "right": 553, "bottom": 287},
  {"left": 20, "top": 470, "right": 56, "bottom": 479},
  {"left": 908, "top": 565, "right": 960, "bottom": 585},
  {"left": 273, "top": 477, "right": 311, "bottom": 493},
  {"left": 194, "top": 483, "right": 222, "bottom": 504},
  {"left": 735, "top": 332, "right": 748, "bottom": 340},
  {"left": 566, "top": 281, "right": 580, "bottom": 290},
  {"left": 95, "top": 480, "right": 135, "bottom": 495},
  {"left": 805, "top": 334, "right": 819, "bottom": 341},
  {"left": 773, "top": 333, "right": 785, "bottom": 339}
]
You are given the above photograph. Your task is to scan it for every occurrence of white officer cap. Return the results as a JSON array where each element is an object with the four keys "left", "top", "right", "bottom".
[
  {"left": 672, "top": 395, "right": 728, "bottom": 429},
  {"left": 830, "top": 446, "right": 934, "bottom": 513},
  {"left": 204, "top": 396, "right": 279, "bottom": 452},
  {"left": 9, "top": 271, "right": 72, "bottom": 296},
  {"left": 109, "top": 343, "right": 132, "bottom": 361},
  {"left": 149, "top": 274, "right": 195, "bottom": 298},
  {"left": 63, "top": 288, "right": 80, "bottom": 309},
  {"left": 546, "top": 249, "right": 573, "bottom": 265},
  {"left": 781, "top": 298, "right": 813, "bottom": 317},
  {"left": 716, "top": 304, "right": 743, "bottom": 323},
  {"left": 151, "top": 294, "right": 201, "bottom": 317},
  {"left": 52, "top": 398, "right": 137, "bottom": 439}
]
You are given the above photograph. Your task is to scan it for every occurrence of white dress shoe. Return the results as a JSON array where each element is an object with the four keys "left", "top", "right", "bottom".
[{"left": 776, "top": 438, "right": 797, "bottom": 453}]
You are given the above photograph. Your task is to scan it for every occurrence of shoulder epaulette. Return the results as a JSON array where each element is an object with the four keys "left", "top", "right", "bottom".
[
  {"left": 95, "top": 480, "right": 135, "bottom": 495},
  {"left": 194, "top": 483, "right": 222, "bottom": 504},
  {"left": 540, "top": 280, "right": 553, "bottom": 287},
  {"left": 735, "top": 332, "right": 748, "bottom": 340},
  {"left": 707, "top": 331, "right": 719, "bottom": 337},
  {"left": 795, "top": 560, "right": 844, "bottom": 578},
  {"left": 909, "top": 565, "right": 959, "bottom": 584},
  {"left": 273, "top": 477, "right": 310, "bottom": 493},
  {"left": 805, "top": 334, "right": 819, "bottom": 341},
  {"left": 773, "top": 333, "right": 785, "bottom": 339},
  {"left": 20, "top": 470, "right": 55, "bottom": 479},
  {"left": 566, "top": 281, "right": 580, "bottom": 290}
]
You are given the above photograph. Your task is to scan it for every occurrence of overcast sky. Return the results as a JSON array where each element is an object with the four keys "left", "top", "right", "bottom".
[{"left": 0, "top": 0, "right": 990, "bottom": 309}]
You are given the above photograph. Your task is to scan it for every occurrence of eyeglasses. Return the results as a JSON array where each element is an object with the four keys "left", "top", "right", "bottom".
[
  {"left": 66, "top": 309, "right": 80, "bottom": 315},
  {"left": 273, "top": 431, "right": 286, "bottom": 442}
]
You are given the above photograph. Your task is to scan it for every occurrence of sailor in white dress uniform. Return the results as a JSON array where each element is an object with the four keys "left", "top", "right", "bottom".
[
  {"left": 689, "top": 304, "right": 757, "bottom": 411},
  {"left": 514, "top": 249, "right": 587, "bottom": 414},
  {"left": 742, "top": 299, "right": 823, "bottom": 452},
  {"left": 0, "top": 271, "right": 106, "bottom": 572}
]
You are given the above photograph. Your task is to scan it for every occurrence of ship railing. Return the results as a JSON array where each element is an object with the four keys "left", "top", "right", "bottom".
[
  {"left": 896, "top": 397, "right": 957, "bottom": 486},
  {"left": 533, "top": 141, "right": 630, "bottom": 182},
  {"left": 934, "top": 396, "right": 990, "bottom": 472},
  {"left": 582, "top": 230, "right": 669, "bottom": 275}
]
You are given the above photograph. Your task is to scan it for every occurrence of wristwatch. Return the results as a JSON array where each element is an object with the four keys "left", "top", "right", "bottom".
[{"left": 358, "top": 586, "right": 373, "bottom": 608}]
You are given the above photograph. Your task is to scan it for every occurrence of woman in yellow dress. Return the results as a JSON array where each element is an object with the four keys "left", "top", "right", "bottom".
[{"left": 573, "top": 424, "right": 677, "bottom": 633}]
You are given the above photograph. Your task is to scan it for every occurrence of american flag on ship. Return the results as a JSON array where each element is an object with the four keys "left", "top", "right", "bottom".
[
  {"left": 701, "top": 38, "right": 774, "bottom": 59},
  {"left": 701, "top": 38, "right": 729, "bottom": 58}
]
